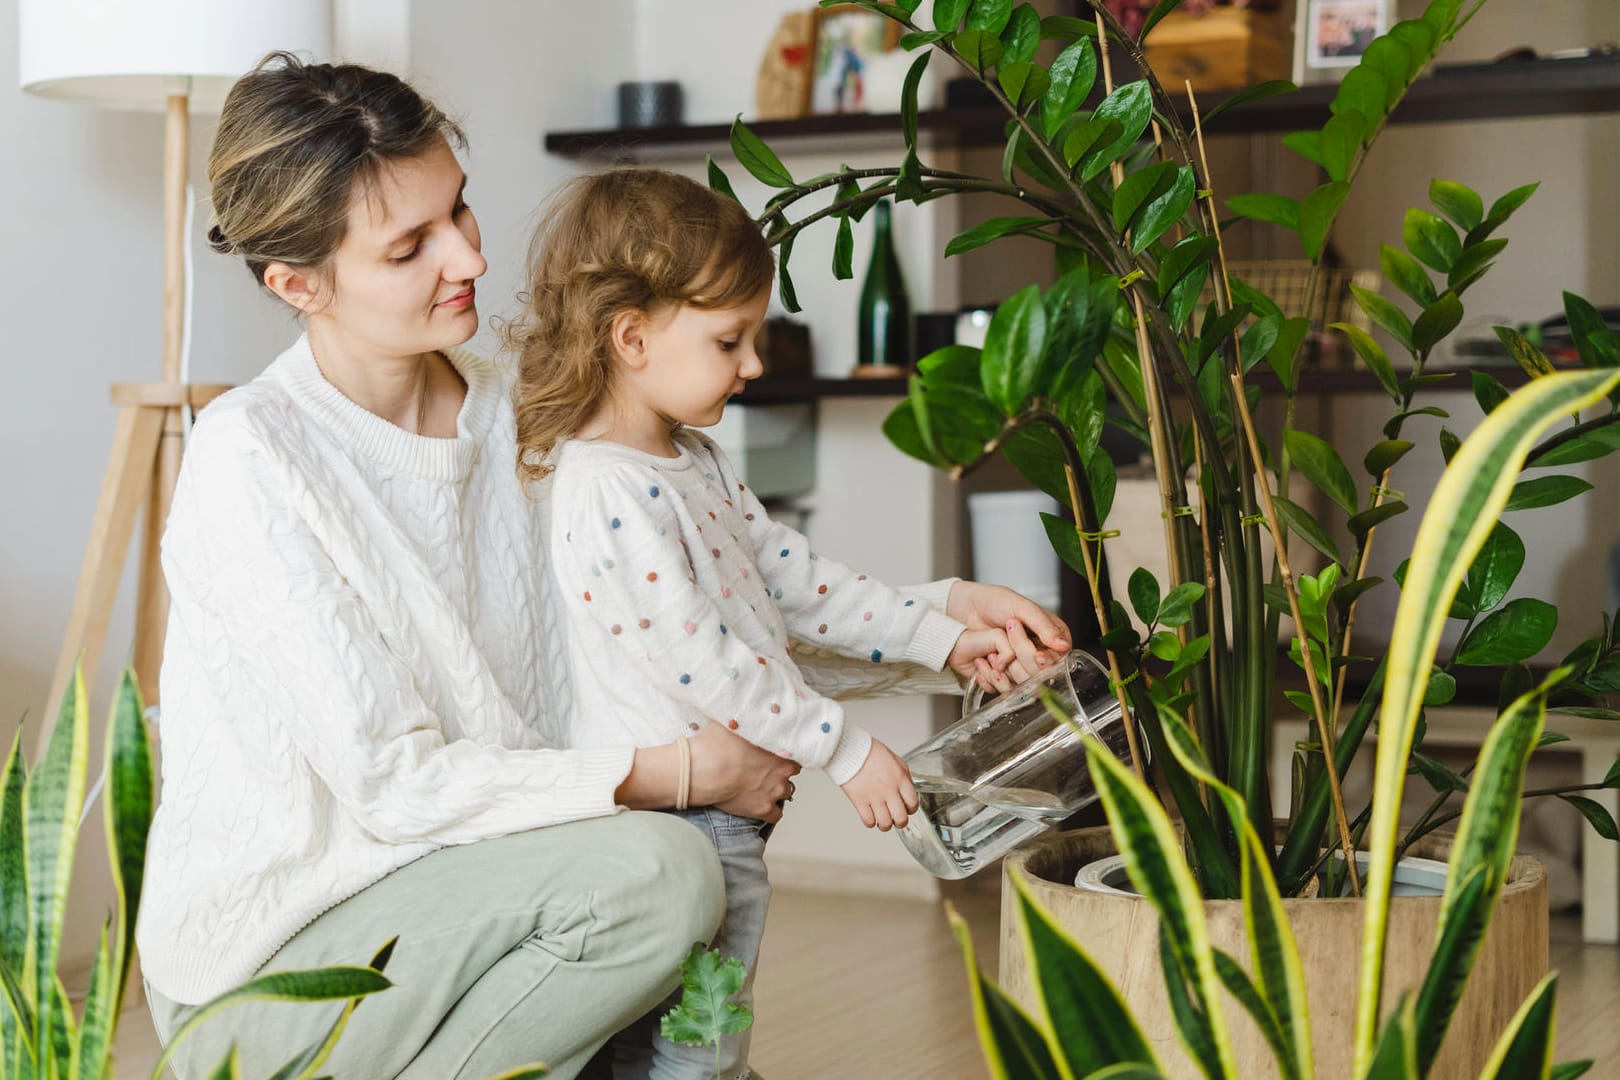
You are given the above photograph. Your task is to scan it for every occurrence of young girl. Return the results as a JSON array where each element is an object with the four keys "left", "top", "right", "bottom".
[{"left": 506, "top": 168, "right": 1031, "bottom": 1079}]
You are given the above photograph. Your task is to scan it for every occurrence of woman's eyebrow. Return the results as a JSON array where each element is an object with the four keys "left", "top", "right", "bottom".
[{"left": 380, "top": 175, "right": 468, "bottom": 250}]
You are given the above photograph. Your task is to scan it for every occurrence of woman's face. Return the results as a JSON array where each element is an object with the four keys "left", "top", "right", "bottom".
[{"left": 305, "top": 137, "right": 487, "bottom": 359}]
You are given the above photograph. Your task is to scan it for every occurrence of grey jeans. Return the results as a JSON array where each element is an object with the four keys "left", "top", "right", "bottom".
[
  {"left": 144, "top": 812, "right": 726, "bottom": 1080},
  {"left": 606, "top": 808, "right": 770, "bottom": 1080}
]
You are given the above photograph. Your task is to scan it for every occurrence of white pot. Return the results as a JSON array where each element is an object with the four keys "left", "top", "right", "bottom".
[{"left": 1074, "top": 849, "right": 1452, "bottom": 897}]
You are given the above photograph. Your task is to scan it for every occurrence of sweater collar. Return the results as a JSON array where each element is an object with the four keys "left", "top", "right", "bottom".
[{"left": 273, "top": 333, "right": 499, "bottom": 482}]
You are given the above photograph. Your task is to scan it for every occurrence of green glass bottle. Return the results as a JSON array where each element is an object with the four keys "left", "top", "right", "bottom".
[{"left": 856, "top": 199, "right": 912, "bottom": 372}]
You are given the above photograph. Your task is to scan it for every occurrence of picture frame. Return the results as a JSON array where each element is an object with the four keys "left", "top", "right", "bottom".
[
  {"left": 1299, "top": 0, "right": 1391, "bottom": 74},
  {"left": 809, "top": 4, "right": 903, "bottom": 115}
]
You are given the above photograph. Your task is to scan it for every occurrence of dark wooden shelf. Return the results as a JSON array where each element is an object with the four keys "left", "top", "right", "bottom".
[
  {"left": 735, "top": 375, "right": 908, "bottom": 405},
  {"left": 545, "top": 57, "right": 1620, "bottom": 159}
]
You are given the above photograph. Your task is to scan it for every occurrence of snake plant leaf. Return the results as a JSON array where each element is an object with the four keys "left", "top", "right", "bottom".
[
  {"left": 0, "top": 729, "right": 26, "bottom": 985},
  {"left": 106, "top": 670, "right": 153, "bottom": 1013},
  {"left": 1012, "top": 875, "right": 1160, "bottom": 1075},
  {"left": 1157, "top": 925, "right": 1221, "bottom": 1077},
  {"left": 1086, "top": 739, "right": 1239, "bottom": 1078},
  {"left": 728, "top": 117, "right": 793, "bottom": 189},
  {"left": 75, "top": 923, "right": 116, "bottom": 1080},
  {"left": 27, "top": 664, "right": 89, "bottom": 1062},
  {"left": 1212, "top": 951, "right": 1298, "bottom": 1080},
  {"left": 155, "top": 965, "right": 395, "bottom": 1080},
  {"left": 266, "top": 941, "right": 402, "bottom": 1080},
  {"left": 1455, "top": 598, "right": 1557, "bottom": 666},
  {"left": 1354, "top": 367, "right": 1620, "bottom": 1073},
  {"left": 901, "top": 51, "right": 931, "bottom": 150},
  {"left": 1042, "top": 38, "right": 1097, "bottom": 139},
  {"left": 1411, "top": 859, "right": 1491, "bottom": 1071},
  {"left": 1363, "top": 994, "right": 1419, "bottom": 1079},
  {"left": 1083, "top": 82, "right": 1153, "bottom": 182},
  {"left": 1080, "top": 1066, "right": 1163, "bottom": 1079},
  {"left": 0, "top": 954, "right": 33, "bottom": 1061},
  {"left": 1001, "top": 3, "right": 1042, "bottom": 64},
  {"left": 1160, "top": 711, "right": 1313, "bottom": 1080},
  {"left": 948, "top": 904, "right": 1062, "bottom": 1080},
  {"left": 1549, "top": 1061, "right": 1594, "bottom": 1080},
  {"left": 483, "top": 1067, "right": 550, "bottom": 1080},
  {"left": 206, "top": 1046, "right": 242, "bottom": 1080},
  {"left": 981, "top": 284, "right": 1048, "bottom": 416},
  {"left": 1479, "top": 973, "right": 1558, "bottom": 1079}
]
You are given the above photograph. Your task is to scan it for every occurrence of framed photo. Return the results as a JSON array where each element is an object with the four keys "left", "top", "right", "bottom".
[
  {"left": 810, "top": 5, "right": 903, "bottom": 115},
  {"left": 1304, "top": 0, "right": 1390, "bottom": 69}
]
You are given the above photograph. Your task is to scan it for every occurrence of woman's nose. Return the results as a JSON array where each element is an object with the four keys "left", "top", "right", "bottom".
[{"left": 448, "top": 219, "right": 488, "bottom": 282}]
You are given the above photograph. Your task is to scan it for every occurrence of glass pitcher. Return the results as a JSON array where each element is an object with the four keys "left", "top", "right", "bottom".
[{"left": 896, "top": 649, "right": 1142, "bottom": 879}]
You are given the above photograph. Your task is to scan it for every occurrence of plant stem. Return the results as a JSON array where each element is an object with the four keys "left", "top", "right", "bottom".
[{"left": 1231, "top": 372, "right": 1361, "bottom": 894}]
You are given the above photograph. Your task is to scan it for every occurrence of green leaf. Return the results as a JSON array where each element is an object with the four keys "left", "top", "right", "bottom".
[
  {"left": 1566, "top": 291, "right": 1620, "bottom": 369},
  {"left": 660, "top": 943, "right": 754, "bottom": 1049},
  {"left": 1472, "top": 369, "right": 1510, "bottom": 416},
  {"left": 1412, "top": 291, "right": 1464, "bottom": 354},
  {"left": 1424, "top": 669, "right": 1458, "bottom": 708},
  {"left": 1430, "top": 179, "right": 1484, "bottom": 231},
  {"left": 0, "top": 729, "right": 27, "bottom": 987},
  {"left": 1210, "top": 951, "right": 1297, "bottom": 1080},
  {"left": 934, "top": 0, "right": 972, "bottom": 32},
  {"left": 1551, "top": 1061, "right": 1595, "bottom": 1080},
  {"left": 1113, "top": 162, "right": 1178, "bottom": 235},
  {"left": 953, "top": 28, "right": 1004, "bottom": 71},
  {"left": 1380, "top": 244, "right": 1437, "bottom": 307},
  {"left": 1138, "top": 0, "right": 1188, "bottom": 41},
  {"left": 1350, "top": 284, "right": 1415, "bottom": 352},
  {"left": 998, "top": 61, "right": 1050, "bottom": 111},
  {"left": 1131, "top": 167, "right": 1196, "bottom": 255},
  {"left": 1404, "top": 209, "right": 1463, "bottom": 273},
  {"left": 1464, "top": 522, "right": 1524, "bottom": 614},
  {"left": 1041, "top": 512, "right": 1086, "bottom": 577},
  {"left": 1063, "top": 116, "right": 1124, "bottom": 174},
  {"left": 1158, "top": 583, "right": 1206, "bottom": 630},
  {"left": 1000, "top": 2, "right": 1042, "bottom": 64},
  {"left": 1466, "top": 182, "right": 1540, "bottom": 245},
  {"left": 1527, "top": 421, "right": 1620, "bottom": 468},
  {"left": 1495, "top": 326, "right": 1555, "bottom": 379},
  {"left": 1166, "top": 262, "right": 1209, "bottom": 332},
  {"left": 266, "top": 938, "right": 399, "bottom": 1080},
  {"left": 1332, "top": 322, "right": 1401, "bottom": 399},
  {"left": 1348, "top": 501, "right": 1407, "bottom": 542},
  {"left": 776, "top": 232, "right": 800, "bottom": 313},
  {"left": 1225, "top": 193, "right": 1299, "bottom": 232},
  {"left": 1240, "top": 314, "right": 1282, "bottom": 375},
  {"left": 902, "top": 28, "right": 951, "bottom": 49},
  {"left": 1275, "top": 496, "right": 1342, "bottom": 566},
  {"left": 1364, "top": 439, "right": 1414, "bottom": 478},
  {"left": 901, "top": 51, "right": 931, "bottom": 150},
  {"left": 967, "top": 0, "right": 1013, "bottom": 34},
  {"left": 1447, "top": 237, "right": 1509, "bottom": 293},
  {"left": 728, "top": 117, "right": 793, "bottom": 188},
  {"left": 1201, "top": 80, "right": 1297, "bottom": 127},
  {"left": 1562, "top": 795, "right": 1619, "bottom": 840},
  {"left": 1158, "top": 234, "right": 1218, "bottom": 297},
  {"left": 1042, "top": 38, "right": 1098, "bottom": 139},
  {"left": 832, "top": 215, "right": 855, "bottom": 281},
  {"left": 1039, "top": 14, "right": 1101, "bottom": 42},
  {"left": 1285, "top": 429, "right": 1358, "bottom": 515},
  {"left": 1128, "top": 567, "right": 1161, "bottom": 627},
  {"left": 1364, "top": 996, "right": 1420, "bottom": 1079},
  {"left": 156, "top": 966, "right": 395, "bottom": 1079},
  {"left": 1505, "top": 475, "right": 1593, "bottom": 512},
  {"left": 1333, "top": 65, "right": 1389, "bottom": 124},
  {"left": 1083, "top": 81, "right": 1153, "bottom": 182},
  {"left": 1267, "top": 317, "right": 1312, "bottom": 393},
  {"left": 1320, "top": 109, "right": 1365, "bottom": 183},
  {"left": 945, "top": 216, "right": 1051, "bottom": 257},
  {"left": 705, "top": 156, "right": 738, "bottom": 201},
  {"left": 948, "top": 906, "right": 1064, "bottom": 1080},
  {"left": 981, "top": 284, "right": 1048, "bottom": 416},
  {"left": 1300, "top": 181, "right": 1351, "bottom": 262},
  {"left": 1011, "top": 877, "right": 1160, "bottom": 1075},
  {"left": 1479, "top": 974, "right": 1558, "bottom": 1079},
  {"left": 1456, "top": 597, "right": 1557, "bottom": 665},
  {"left": 1282, "top": 129, "right": 1327, "bottom": 170}
]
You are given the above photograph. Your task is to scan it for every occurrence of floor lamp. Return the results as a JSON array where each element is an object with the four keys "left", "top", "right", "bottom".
[{"left": 19, "top": 0, "right": 332, "bottom": 728}]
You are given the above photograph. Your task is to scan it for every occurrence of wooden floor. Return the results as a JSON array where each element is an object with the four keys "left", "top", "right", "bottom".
[{"left": 112, "top": 885, "right": 1618, "bottom": 1079}]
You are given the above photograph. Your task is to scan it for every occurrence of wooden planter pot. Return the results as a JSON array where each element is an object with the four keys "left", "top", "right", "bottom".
[{"left": 1001, "top": 827, "right": 1548, "bottom": 1080}]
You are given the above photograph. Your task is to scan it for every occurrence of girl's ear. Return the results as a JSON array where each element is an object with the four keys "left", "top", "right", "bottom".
[
  {"left": 263, "top": 261, "right": 328, "bottom": 315},
  {"left": 610, "top": 308, "right": 650, "bottom": 370}
]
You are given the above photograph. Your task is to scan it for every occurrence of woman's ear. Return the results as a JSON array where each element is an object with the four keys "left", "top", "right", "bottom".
[
  {"left": 263, "top": 261, "right": 328, "bottom": 315},
  {"left": 610, "top": 308, "right": 650, "bottom": 370}
]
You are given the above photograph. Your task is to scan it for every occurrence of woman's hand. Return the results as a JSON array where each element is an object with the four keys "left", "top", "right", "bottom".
[
  {"left": 946, "top": 581, "right": 1072, "bottom": 684},
  {"left": 615, "top": 723, "right": 800, "bottom": 822}
]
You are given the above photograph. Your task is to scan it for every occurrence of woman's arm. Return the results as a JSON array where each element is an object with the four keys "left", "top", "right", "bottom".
[{"left": 614, "top": 722, "right": 800, "bottom": 822}]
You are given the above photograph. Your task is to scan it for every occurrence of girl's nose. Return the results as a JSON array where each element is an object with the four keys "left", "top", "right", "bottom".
[{"left": 740, "top": 348, "right": 765, "bottom": 380}]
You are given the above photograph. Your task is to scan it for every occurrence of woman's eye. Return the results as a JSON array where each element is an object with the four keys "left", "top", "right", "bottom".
[{"left": 390, "top": 246, "right": 419, "bottom": 264}]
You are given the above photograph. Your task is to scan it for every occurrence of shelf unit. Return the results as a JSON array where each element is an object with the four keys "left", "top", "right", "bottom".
[{"left": 545, "top": 58, "right": 1620, "bottom": 158}]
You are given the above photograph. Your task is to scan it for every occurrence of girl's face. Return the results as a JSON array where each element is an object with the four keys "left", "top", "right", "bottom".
[
  {"left": 298, "top": 138, "right": 487, "bottom": 360},
  {"left": 632, "top": 286, "right": 770, "bottom": 428}
]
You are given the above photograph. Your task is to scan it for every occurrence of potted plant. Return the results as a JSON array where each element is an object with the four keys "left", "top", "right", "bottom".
[{"left": 710, "top": 0, "right": 1620, "bottom": 1074}]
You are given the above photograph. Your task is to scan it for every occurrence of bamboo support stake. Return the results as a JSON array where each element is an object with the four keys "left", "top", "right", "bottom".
[{"left": 1231, "top": 373, "right": 1361, "bottom": 895}]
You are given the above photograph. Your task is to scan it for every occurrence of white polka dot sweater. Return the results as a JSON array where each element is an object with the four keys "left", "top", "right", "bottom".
[
  {"left": 136, "top": 336, "right": 963, "bottom": 1005},
  {"left": 550, "top": 433, "right": 966, "bottom": 786}
]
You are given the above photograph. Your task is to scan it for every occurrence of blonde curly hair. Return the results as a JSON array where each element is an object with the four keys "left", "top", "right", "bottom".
[{"left": 505, "top": 168, "right": 775, "bottom": 484}]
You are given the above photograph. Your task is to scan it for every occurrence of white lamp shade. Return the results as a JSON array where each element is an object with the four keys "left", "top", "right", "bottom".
[{"left": 18, "top": 0, "right": 332, "bottom": 114}]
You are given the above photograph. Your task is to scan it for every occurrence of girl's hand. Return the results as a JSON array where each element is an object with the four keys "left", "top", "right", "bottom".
[
  {"left": 947, "top": 627, "right": 1015, "bottom": 693},
  {"left": 945, "top": 581, "right": 1072, "bottom": 683},
  {"left": 838, "top": 739, "right": 918, "bottom": 831},
  {"left": 691, "top": 721, "right": 801, "bottom": 822}
]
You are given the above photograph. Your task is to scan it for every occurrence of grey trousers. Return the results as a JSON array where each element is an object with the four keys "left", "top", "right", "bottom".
[{"left": 144, "top": 812, "right": 726, "bottom": 1080}]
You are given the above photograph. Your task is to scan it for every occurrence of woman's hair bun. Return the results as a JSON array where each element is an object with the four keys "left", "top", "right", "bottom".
[{"left": 206, "top": 224, "right": 232, "bottom": 254}]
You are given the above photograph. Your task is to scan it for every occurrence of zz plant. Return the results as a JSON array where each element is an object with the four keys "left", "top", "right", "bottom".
[{"left": 708, "top": 0, "right": 1620, "bottom": 1075}]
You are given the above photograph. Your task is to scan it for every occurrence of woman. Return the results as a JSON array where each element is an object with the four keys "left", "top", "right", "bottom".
[{"left": 135, "top": 53, "right": 1070, "bottom": 1079}]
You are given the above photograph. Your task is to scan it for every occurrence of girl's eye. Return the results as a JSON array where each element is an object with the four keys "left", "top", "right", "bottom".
[
  {"left": 719, "top": 339, "right": 739, "bottom": 352},
  {"left": 453, "top": 200, "right": 471, "bottom": 216}
]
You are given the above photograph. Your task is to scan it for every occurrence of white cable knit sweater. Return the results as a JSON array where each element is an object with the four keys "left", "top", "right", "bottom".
[{"left": 136, "top": 335, "right": 960, "bottom": 1004}]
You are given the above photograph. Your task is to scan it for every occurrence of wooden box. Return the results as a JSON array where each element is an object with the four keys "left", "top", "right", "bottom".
[{"left": 1142, "top": 8, "right": 1292, "bottom": 94}]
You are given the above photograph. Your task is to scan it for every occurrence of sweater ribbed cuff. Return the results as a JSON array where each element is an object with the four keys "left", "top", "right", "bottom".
[
  {"left": 824, "top": 724, "right": 874, "bottom": 787},
  {"left": 902, "top": 609, "right": 968, "bottom": 671}
]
